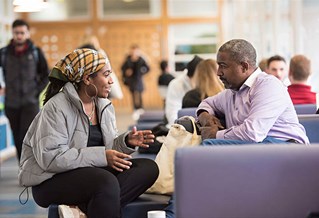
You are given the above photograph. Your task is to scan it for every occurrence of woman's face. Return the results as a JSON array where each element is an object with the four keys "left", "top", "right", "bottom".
[{"left": 90, "top": 64, "right": 114, "bottom": 98}]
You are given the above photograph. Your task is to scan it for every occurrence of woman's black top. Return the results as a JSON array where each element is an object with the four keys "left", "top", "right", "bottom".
[{"left": 87, "top": 124, "right": 104, "bottom": 147}]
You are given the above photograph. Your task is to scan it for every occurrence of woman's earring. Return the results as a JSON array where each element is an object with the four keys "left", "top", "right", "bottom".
[{"left": 85, "top": 83, "right": 98, "bottom": 98}]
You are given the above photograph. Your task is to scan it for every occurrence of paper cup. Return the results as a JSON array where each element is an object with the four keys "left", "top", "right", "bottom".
[{"left": 147, "top": 210, "right": 166, "bottom": 218}]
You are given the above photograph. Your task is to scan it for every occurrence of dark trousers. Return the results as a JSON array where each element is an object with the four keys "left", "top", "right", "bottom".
[
  {"left": 130, "top": 90, "right": 143, "bottom": 110},
  {"left": 32, "top": 158, "right": 159, "bottom": 218},
  {"left": 5, "top": 104, "right": 39, "bottom": 162}
]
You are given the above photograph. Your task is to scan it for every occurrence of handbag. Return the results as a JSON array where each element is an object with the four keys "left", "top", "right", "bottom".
[{"left": 147, "top": 116, "right": 202, "bottom": 195}]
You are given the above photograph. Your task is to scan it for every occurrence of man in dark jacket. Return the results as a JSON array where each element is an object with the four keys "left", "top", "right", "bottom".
[{"left": 0, "top": 19, "right": 49, "bottom": 161}]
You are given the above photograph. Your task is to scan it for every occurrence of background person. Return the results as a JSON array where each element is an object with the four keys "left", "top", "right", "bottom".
[
  {"left": 165, "top": 55, "right": 203, "bottom": 127},
  {"left": 121, "top": 44, "right": 150, "bottom": 120},
  {"left": 266, "top": 55, "right": 289, "bottom": 85},
  {"left": 287, "top": 54, "right": 316, "bottom": 105},
  {"left": 158, "top": 60, "right": 175, "bottom": 107},
  {"left": 182, "top": 59, "right": 224, "bottom": 108},
  {"left": 0, "top": 19, "right": 49, "bottom": 161},
  {"left": 18, "top": 49, "right": 159, "bottom": 218}
]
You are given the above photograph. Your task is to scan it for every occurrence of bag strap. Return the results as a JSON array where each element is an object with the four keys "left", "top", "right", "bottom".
[
  {"left": 178, "top": 116, "right": 200, "bottom": 135},
  {"left": 188, "top": 116, "right": 199, "bottom": 135}
]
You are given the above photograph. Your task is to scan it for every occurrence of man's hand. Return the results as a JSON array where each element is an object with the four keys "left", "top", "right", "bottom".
[
  {"left": 105, "top": 150, "right": 132, "bottom": 172},
  {"left": 198, "top": 111, "right": 224, "bottom": 129},
  {"left": 200, "top": 126, "right": 219, "bottom": 140},
  {"left": 125, "top": 69, "right": 133, "bottom": 77}
]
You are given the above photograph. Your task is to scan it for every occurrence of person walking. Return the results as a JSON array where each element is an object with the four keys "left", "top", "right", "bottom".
[
  {"left": 121, "top": 44, "right": 150, "bottom": 120},
  {"left": 0, "top": 19, "right": 49, "bottom": 161}
]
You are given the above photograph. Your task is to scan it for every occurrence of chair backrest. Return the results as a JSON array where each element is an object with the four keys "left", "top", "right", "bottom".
[
  {"left": 294, "top": 104, "right": 317, "bottom": 114},
  {"left": 177, "top": 107, "right": 197, "bottom": 118},
  {"left": 298, "top": 114, "right": 319, "bottom": 143},
  {"left": 138, "top": 110, "right": 164, "bottom": 123},
  {"left": 175, "top": 145, "right": 319, "bottom": 218}
]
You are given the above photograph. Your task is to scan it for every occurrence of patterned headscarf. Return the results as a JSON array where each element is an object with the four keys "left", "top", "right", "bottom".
[{"left": 49, "top": 48, "right": 109, "bottom": 83}]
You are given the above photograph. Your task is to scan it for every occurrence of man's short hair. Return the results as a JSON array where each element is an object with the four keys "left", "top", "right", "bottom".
[
  {"left": 218, "top": 39, "right": 257, "bottom": 67},
  {"left": 186, "top": 55, "right": 203, "bottom": 78},
  {"left": 289, "top": 54, "right": 311, "bottom": 81},
  {"left": 12, "top": 19, "right": 30, "bottom": 30},
  {"left": 267, "top": 55, "right": 286, "bottom": 67},
  {"left": 160, "top": 60, "right": 168, "bottom": 72}
]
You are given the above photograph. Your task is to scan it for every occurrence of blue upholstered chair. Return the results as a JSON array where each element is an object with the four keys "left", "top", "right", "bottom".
[
  {"left": 298, "top": 114, "right": 319, "bottom": 143},
  {"left": 177, "top": 107, "right": 197, "bottom": 118},
  {"left": 175, "top": 145, "right": 319, "bottom": 218},
  {"left": 48, "top": 194, "right": 169, "bottom": 218},
  {"left": 137, "top": 110, "right": 164, "bottom": 123},
  {"left": 294, "top": 104, "right": 317, "bottom": 115}
]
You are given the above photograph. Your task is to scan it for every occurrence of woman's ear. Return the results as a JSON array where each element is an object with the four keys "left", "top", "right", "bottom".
[{"left": 82, "top": 74, "right": 91, "bottom": 85}]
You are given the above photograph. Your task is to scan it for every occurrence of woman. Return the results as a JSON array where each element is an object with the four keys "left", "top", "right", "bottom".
[
  {"left": 182, "top": 59, "right": 224, "bottom": 108},
  {"left": 121, "top": 44, "right": 150, "bottom": 120},
  {"left": 18, "top": 49, "right": 159, "bottom": 218}
]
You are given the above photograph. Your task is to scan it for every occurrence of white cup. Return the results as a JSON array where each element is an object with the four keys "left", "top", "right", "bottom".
[{"left": 147, "top": 210, "right": 166, "bottom": 218}]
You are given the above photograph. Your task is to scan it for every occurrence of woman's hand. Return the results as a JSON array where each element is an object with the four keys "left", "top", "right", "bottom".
[
  {"left": 127, "top": 126, "right": 155, "bottom": 148},
  {"left": 105, "top": 150, "right": 132, "bottom": 172}
]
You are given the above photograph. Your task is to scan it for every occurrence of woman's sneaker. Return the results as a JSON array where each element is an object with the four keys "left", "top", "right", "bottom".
[{"left": 58, "top": 205, "right": 87, "bottom": 218}]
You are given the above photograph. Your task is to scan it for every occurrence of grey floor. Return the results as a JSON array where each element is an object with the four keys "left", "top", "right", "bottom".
[{"left": 0, "top": 109, "right": 136, "bottom": 218}]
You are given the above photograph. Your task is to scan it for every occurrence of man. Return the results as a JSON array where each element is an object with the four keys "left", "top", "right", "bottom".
[
  {"left": 0, "top": 19, "right": 49, "bottom": 161},
  {"left": 164, "top": 39, "right": 309, "bottom": 218},
  {"left": 266, "top": 55, "right": 288, "bottom": 82},
  {"left": 287, "top": 54, "right": 316, "bottom": 105},
  {"left": 165, "top": 55, "right": 203, "bottom": 127},
  {"left": 197, "top": 39, "right": 309, "bottom": 145}
]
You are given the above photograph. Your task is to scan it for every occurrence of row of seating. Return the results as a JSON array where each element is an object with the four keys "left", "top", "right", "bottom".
[
  {"left": 175, "top": 145, "right": 319, "bottom": 218},
  {"left": 48, "top": 104, "right": 319, "bottom": 217}
]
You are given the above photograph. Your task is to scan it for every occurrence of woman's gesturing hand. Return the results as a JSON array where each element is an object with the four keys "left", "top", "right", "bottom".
[
  {"left": 105, "top": 150, "right": 132, "bottom": 172},
  {"left": 127, "top": 126, "right": 155, "bottom": 148}
]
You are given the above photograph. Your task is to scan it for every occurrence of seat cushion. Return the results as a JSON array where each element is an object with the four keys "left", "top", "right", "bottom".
[{"left": 48, "top": 194, "right": 170, "bottom": 218}]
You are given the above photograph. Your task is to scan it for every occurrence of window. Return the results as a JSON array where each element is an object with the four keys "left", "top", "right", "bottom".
[
  {"left": 169, "top": 23, "right": 218, "bottom": 73},
  {"left": 29, "top": 0, "right": 90, "bottom": 21},
  {"left": 0, "top": 0, "right": 13, "bottom": 47},
  {"left": 168, "top": 0, "right": 218, "bottom": 17},
  {"left": 100, "top": 0, "right": 161, "bottom": 19}
]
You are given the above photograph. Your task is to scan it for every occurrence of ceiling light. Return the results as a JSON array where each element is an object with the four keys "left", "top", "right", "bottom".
[{"left": 13, "top": 0, "right": 48, "bottom": 12}]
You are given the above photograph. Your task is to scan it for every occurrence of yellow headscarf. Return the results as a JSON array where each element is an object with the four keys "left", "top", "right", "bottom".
[{"left": 49, "top": 48, "right": 108, "bottom": 83}]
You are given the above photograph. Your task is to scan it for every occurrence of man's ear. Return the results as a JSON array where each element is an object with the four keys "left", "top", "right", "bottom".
[{"left": 241, "top": 61, "right": 249, "bottom": 72}]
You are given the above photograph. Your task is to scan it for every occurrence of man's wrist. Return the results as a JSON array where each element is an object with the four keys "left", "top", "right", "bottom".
[{"left": 197, "top": 109, "right": 208, "bottom": 117}]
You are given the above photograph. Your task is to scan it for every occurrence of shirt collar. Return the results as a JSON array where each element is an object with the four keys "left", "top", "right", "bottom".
[{"left": 241, "top": 67, "right": 262, "bottom": 89}]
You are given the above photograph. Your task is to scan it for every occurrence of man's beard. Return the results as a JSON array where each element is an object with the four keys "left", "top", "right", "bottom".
[{"left": 15, "top": 40, "right": 26, "bottom": 46}]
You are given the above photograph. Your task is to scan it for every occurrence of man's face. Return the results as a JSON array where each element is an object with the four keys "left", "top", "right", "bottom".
[
  {"left": 12, "top": 25, "right": 30, "bottom": 46},
  {"left": 217, "top": 51, "right": 246, "bottom": 90},
  {"left": 267, "top": 60, "right": 286, "bottom": 81}
]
